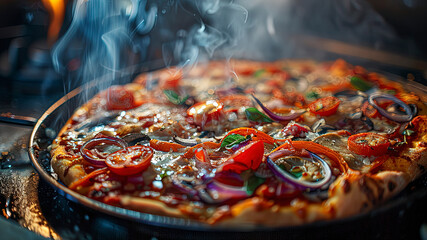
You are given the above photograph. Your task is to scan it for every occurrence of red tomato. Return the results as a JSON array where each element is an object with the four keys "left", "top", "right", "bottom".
[
  {"left": 308, "top": 96, "right": 341, "bottom": 116},
  {"left": 106, "top": 86, "right": 141, "bottom": 110},
  {"left": 187, "top": 100, "right": 223, "bottom": 126},
  {"left": 219, "top": 95, "right": 252, "bottom": 108},
  {"left": 219, "top": 141, "right": 264, "bottom": 173},
  {"left": 105, "top": 146, "right": 153, "bottom": 176},
  {"left": 195, "top": 148, "right": 209, "bottom": 163},
  {"left": 159, "top": 69, "right": 182, "bottom": 89},
  {"left": 347, "top": 133, "right": 390, "bottom": 157}
]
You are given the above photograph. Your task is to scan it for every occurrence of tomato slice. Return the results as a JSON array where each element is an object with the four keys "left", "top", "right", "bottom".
[
  {"left": 221, "top": 127, "right": 276, "bottom": 145},
  {"left": 219, "top": 141, "right": 264, "bottom": 173},
  {"left": 105, "top": 146, "right": 153, "bottom": 176},
  {"left": 308, "top": 96, "right": 341, "bottom": 116},
  {"left": 149, "top": 139, "right": 185, "bottom": 152},
  {"left": 195, "top": 148, "right": 209, "bottom": 163},
  {"left": 347, "top": 133, "right": 390, "bottom": 157},
  {"left": 187, "top": 100, "right": 223, "bottom": 126},
  {"left": 219, "top": 95, "right": 252, "bottom": 108},
  {"left": 105, "top": 86, "right": 142, "bottom": 110}
]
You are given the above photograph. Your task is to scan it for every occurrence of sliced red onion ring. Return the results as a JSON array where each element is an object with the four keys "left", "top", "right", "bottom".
[
  {"left": 198, "top": 180, "right": 248, "bottom": 204},
  {"left": 266, "top": 149, "right": 332, "bottom": 190},
  {"left": 80, "top": 137, "right": 127, "bottom": 167},
  {"left": 171, "top": 172, "right": 198, "bottom": 196},
  {"left": 173, "top": 136, "right": 218, "bottom": 147},
  {"left": 368, "top": 93, "right": 414, "bottom": 122},
  {"left": 251, "top": 94, "right": 305, "bottom": 122}
]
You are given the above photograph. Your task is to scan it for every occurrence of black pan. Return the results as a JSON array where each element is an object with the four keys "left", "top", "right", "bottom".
[{"left": 27, "top": 71, "right": 427, "bottom": 239}]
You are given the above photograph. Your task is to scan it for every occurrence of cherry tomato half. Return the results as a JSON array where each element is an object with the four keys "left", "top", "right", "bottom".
[
  {"left": 105, "top": 146, "right": 153, "bottom": 176},
  {"left": 187, "top": 100, "right": 223, "bottom": 126},
  {"left": 308, "top": 96, "right": 341, "bottom": 116},
  {"left": 105, "top": 86, "right": 142, "bottom": 110},
  {"left": 219, "top": 140, "right": 264, "bottom": 173},
  {"left": 347, "top": 132, "right": 390, "bottom": 157}
]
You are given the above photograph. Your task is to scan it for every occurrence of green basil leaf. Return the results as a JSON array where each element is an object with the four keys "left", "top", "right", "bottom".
[
  {"left": 245, "top": 175, "right": 265, "bottom": 195},
  {"left": 220, "top": 134, "right": 247, "bottom": 149},
  {"left": 306, "top": 90, "right": 320, "bottom": 100},
  {"left": 245, "top": 107, "right": 273, "bottom": 123},
  {"left": 350, "top": 76, "right": 373, "bottom": 92},
  {"left": 253, "top": 69, "right": 266, "bottom": 77},
  {"left": 163, "top": 90, "right": 188, "bottom": 105}
]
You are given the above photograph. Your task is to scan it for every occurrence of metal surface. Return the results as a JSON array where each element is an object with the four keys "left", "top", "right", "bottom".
[{"left": 26, "top": 69, "right": 427, "bottom": 239}]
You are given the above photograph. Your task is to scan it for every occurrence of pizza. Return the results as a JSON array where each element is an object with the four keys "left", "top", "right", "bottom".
[{"left": 49, "top": 59, "right": 427, "bottom": 226}]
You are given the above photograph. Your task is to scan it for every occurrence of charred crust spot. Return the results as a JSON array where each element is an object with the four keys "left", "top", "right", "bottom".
[
  {"left": 358, "top": 176, "right": 377, "bottom": 205},
  {"left": 388, "top": 181, "right": 397, "bottom": 192},
  {"left": 361, "top": 202, "right": 369, "bottom": 211},
  {"left": 418, "top": 164, "right": 426, "bottom": 173},
  {"left": 342, "top": 179, "right": 351, "bottom": 193},
  {"left": 370, "top": 178, "right": 384, "bottom": 201},
  {"left": 419, "top": 142, "right": 427, "bottom": 148}
]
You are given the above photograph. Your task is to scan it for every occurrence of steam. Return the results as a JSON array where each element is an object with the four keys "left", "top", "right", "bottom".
[
  {"left": 52, "top": 0, "right": 158, "bottom": 93},
  {"left": 52, "top": 0, "right": 405, "bottom": 95}
]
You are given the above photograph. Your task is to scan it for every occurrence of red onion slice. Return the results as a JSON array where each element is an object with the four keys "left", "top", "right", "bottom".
[
  {"left": 171, "top": 172, "right": 198, "bottom": 196},
  {"left": 80, "top": 137, "right": 128, "bottom": 167},
  {"left": 173, "top": 136, "right": 218, "bottom": 147},
  {"left": 266, "top": 149, "right": 332, "bottom": 190},
  {"left": 198, "top": 180, "right": 248, "bottom": 204},
  {"left": 368, "top": 93, "right": 414, "bottom": 122},
  {"left": 251, "top": 94, "right": 305, "bottom": 122}
]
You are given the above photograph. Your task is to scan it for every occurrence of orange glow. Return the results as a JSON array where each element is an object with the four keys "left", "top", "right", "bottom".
[{"left": 42, "top": 0, "right": 65, "bottom": 43}]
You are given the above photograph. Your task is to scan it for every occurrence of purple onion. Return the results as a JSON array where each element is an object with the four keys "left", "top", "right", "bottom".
[
  {"left": 368, "top": 93, "right": 414, "bottom": 122},
  {"left": 251, "top": 94, "right": 305, "bottom": 121},
  {"left": 126, "top": 174, "right": 144, "bottom": 184},
  {"left": 173, "top": 136, "right": 218, "bottom": 147},
  {"left": 171, "top": 172, "right": 198, "bottom": 196},
  {"left": 198, "top": 180, "right": 248, "bottom": 204},
  {"left": 266, "top": 149, "right": 332, "bottom": 190},
  {"left": 229, "top": 138, "right": 250, "bottom": 151},
  {"left": 80, "top": 137, "right": 127, "bottom": 166}
]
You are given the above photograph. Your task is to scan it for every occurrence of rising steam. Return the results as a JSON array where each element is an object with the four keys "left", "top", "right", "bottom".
[{"left": 52, "top": 0, "right": 405, "bottom": 94}]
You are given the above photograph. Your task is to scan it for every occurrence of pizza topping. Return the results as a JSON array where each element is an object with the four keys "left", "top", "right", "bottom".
[
  {"left": 80, "top": 137, "right": 128, "bottom": 167},
  {"left": 350, "top": 76, "right": 373, "bottom": 92},
  {"left": 198, "top": 179, "right": 248, "bottom": 204},
  {"left": 281, "top": 122, "right": 310, "bottom": 138},
  {"left": 149, "top": 139, "right": 185, "bottom": 152},
  {"left": 267, "top": 149, "right": 332, "bottom": 190},
  {"left": 220, "top": 134, "right": 251, "bottom": 151},
  {"left": 218, "top": 141, "right": 264, "bottom": 173},
  {"left": 244, "top": 107, "right": 273, "bottom": 123},
  {"left": 69, "top": 167, "right": 109, "bottom": 191},
  {"left": 221, "top": 127, "right": 276, "bottom": 145},
  {"left": 347, "top": 132, "right": 390, "bottom": 157},
  {"left": 172, "top": 135, "right": 218, "bottom": 147},
  {"left": 187, "top": 100, "right": 224, "bottom": 127},
  {"left": 368, "top": 93, "right": 414, "bottom": 122},
  {"left": 251, "top": 94, "right": 306, "bottom": 122},
  {"left": 308, "top": 96, "right": 341, "bottom": 116},
  {"left": 105, "top": 145, "right": 154, "bottom": 176},
  {"left": 105, "top": 86, "right": 142, "bottom": 110},
  {"left": 163, "top": 89, "right": 189, "bottom": 105}
]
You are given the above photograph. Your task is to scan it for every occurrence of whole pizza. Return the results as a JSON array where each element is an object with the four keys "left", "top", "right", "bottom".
[{"left": 49, "top": 59, "right": 427, "bottom": 226}]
